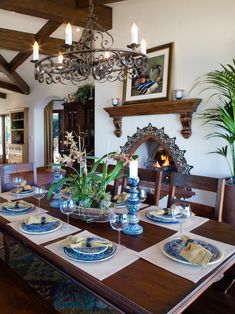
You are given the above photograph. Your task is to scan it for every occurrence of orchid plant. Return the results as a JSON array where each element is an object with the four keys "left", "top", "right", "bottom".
[{"left": 48, "top": 131, "right": 136, "bottom": 210}]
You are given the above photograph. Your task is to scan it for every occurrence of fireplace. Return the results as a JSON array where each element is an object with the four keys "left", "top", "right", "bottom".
[{"left": 120, "top": 123, "right": 193, "bottom": 200}]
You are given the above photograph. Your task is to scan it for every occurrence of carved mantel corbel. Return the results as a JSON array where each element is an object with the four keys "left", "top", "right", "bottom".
[
  {"left": 113, "top": 117, "right": 122, "bottom": 137},
  {"left": 180, "top": 112, "right": 192, "bottom": 139}
]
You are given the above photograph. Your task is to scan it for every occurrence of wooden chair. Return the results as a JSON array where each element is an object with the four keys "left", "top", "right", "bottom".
[
  {"left": 0, "top": 162, "right": 37, "bottom": 192},
  {"left": 138, "top": 168, "right": 163, "bottom": 206},
  {"left": 166, "top": 172, "right": 225, "bottom": 221}
]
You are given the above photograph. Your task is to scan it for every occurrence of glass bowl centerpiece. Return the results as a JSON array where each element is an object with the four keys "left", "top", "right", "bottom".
[{"left": 48, "top": 131, "right": 134, "bottom": 219}]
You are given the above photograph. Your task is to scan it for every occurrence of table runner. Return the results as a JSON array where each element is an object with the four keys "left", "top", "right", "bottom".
[
  {"left": 0, "top": 205, "right": 47, "bottom": 222},
  {"left": 137, "top": 231, "right": 235, "bottom": 283},
  {"left": 45, "top": 230, "right": 139, "bottom": 280},
  {"left": 8, "top": 213, "right": 80, "bottom": 244},
  {"left": 139, "top": 206, "right": 209, "bottom": 232}
]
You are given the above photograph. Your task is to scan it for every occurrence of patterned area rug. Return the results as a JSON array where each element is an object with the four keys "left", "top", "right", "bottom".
[{"left": 0, "top": 242, "right": 115, "bottom": 314}]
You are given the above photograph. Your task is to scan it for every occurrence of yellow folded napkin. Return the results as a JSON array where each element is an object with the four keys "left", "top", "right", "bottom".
[
  {"left": 23, "top": 216, "right": 57, "bottom": 225},
  {"left": 114, "top": 192, "right": 130, "bottom": 202},
  {"left": 14, "top": 181, "right": 32, "bottom": 193},
  {"left": 179, "top": 235, "right": 212, "bottom": 266},
  {"left": 4, "top": 200, "right": 28, "bottom": 209},
  {"left": 151, "top": 207, "right": 172, "bottom": 216},
  {"left": 20, "top": 180, "right": 27, "bottom": 187},
  {"left": 63, "top": 235, "right": 113, "bottom": 249}
]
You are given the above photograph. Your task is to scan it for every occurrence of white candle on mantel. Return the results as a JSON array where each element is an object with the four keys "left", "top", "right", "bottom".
[
  {"left": 140, "top": 38, "right": 146, "bottom": 54},
  {"left": 129, "top": 160, "right": 138, "bottom": 179},
  {"left": 58, "top": 53, "right": 63, "bottom": 64},
  {"left": 65, "top": 23, "right": 72, "bottom": 45},
  {"left": 33, "top": 41, "right": 39, "bottom": 61},
  {"left": 131, "top": 22, "right": 138, "bottom": 44}
]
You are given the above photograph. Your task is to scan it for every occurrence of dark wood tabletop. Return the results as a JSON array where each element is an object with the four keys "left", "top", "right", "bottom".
[{"left": 0, "top": 196, "right": 235, "bottom": 314}]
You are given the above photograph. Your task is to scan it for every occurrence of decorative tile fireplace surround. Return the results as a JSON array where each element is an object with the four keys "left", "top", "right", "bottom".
[{"left": 120, "top": 123, "right": 193, "bottom": 176}]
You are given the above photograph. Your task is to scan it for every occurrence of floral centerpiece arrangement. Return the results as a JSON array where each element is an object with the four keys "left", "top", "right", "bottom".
[{"left": 48, "top": 131, "right": 136, "bottom": 211}]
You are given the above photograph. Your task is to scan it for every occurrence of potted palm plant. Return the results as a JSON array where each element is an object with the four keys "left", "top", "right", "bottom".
[{"left": 194, "top": 59, "right": 235, "bottom": 223}]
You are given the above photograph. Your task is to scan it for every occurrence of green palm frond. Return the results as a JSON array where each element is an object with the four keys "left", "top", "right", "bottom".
[{"left": 194, "top": 59, "right": 235, "bottom": 179}]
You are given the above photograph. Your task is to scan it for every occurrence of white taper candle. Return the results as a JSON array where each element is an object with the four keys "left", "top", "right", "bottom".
[
  {"left": 140, "top": 38, "right": 146, "bottom": 54},
  {"left": 129, "top": 160, "right": 138, "bottom": 178},
  {"left": 33, "top": 41, "right": 39, "bottom": 61},
  {"left": 131, "top": 22, "right": 138, "bottom": 44},
  {"left": 65, "top": 23, "right": 72, "bottom": 45}
]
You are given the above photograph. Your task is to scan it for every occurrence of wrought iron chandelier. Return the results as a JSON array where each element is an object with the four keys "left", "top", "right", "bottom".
[{"left": 32, "top": 0, "right": 147, "bottom": 85}]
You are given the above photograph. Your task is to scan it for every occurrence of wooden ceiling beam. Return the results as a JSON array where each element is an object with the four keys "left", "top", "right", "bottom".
[
  {"left": 0, "top": 81, "right": 27, "bottom": 94},
  {"left": 9, "top": 21, "right": 62, "bottom": 72},
  {"left": 0, "top": 92, "right": 7, "bottom": 99},
  {"left": 0, "top": 55, "right": 30, "bottom": 95},
  {"left": 76, "top": 0, "right": 125, "bottom": 7},
  {"left": 0, "top": 28, "right": 64, "bottom": 56},
  {"left": 0, "top": 0, "right": 112, "bottom": 30}
]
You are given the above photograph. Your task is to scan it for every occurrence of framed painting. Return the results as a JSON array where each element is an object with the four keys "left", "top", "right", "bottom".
[{"left": 123, "top": 42, "right": 174, "bottom": 104}]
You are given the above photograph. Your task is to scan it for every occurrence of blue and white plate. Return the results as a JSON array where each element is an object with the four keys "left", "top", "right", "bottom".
[
  {"left": 64, "top": 240, "right": 116, "bottom": 262},
  {"left": 0, "top": 203, "right": 34, "bottom": 215},
  {"left": 20, "top": 219, "right": 62, "bottom": 234},
  {"left": 9, "top": 187, "right": 35, "bottom": 196},
  {"left": 2, "top": 201, "right": 34, "bottom": 212},
  {"left": 72, "top": 237, "right": 112, "bottom": 255},
  {"left": 146, "top": 209, "right": 179, "bottom": 224},
  {"left": 161, "top": 238, "right": 223, "bottom": 265}
]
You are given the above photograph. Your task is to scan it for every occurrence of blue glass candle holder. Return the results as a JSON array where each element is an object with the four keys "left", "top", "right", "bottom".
[
  {"left": 123, "top": 177, "right": 143, "bottom": 235},
  {"left": 50, "top": 164, "right": 65, "bottom": 208}
]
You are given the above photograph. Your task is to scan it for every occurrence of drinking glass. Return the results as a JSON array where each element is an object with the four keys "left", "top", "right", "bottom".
[
  {"left": 60, "top": 199, "right": 76, "bottom": 229},
  {"left": 33, "top": 186, "right": 46, "bottom": 208},
  {"left": 109, "top": 207, "right": 129, "bottom": 247},
  {"left": 171, "top": 202, "right": 191, "bottom": 235},
  {"left": 138, "top": 188, "right": 147, "bottom": 203},
  {"left": 12, "top": 176, "right": 23, "bottom": 189}
]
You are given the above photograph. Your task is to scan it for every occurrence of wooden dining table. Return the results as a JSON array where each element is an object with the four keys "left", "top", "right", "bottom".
[{"left": 0, "top": 195, "right": 235, "bottom": 314}]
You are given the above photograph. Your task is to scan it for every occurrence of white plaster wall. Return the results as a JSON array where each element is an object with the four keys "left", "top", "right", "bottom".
[
  {"left": 0, "top": 54, "right": 77, "bottom": 166},
  {"left": 95, "top": 0, "right": 235, "bottom": 182}
]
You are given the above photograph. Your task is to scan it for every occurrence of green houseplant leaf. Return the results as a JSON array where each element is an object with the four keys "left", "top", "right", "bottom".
[{"left": 194, "top": 59, "right": 235, "bottom": 183}]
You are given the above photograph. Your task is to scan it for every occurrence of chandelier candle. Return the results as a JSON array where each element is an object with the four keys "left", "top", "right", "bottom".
[
  {"left": 65, "top": 23, "right": 72, "bottom": 45},
  {"left": 140, "top": 39, "right": 147, "bottom": 55},
  {"left": 33, "top": 41, "right": 39, "bottom": 61},
  {"left": 131, "top": 22, "right": 138, "bottom": 44}
]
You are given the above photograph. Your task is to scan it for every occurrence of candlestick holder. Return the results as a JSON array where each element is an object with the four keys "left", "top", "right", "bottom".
[
  {"left": 123, "top": 177, "right": 143, "bottom": 235},
  {"left": 50, "top": 164, "right": 65, "bottom": 208}
]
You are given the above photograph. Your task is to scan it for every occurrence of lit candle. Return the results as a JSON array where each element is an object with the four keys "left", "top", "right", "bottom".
[
  {"left": 131, "top": 22, "right": 138, "bottom": 44},
  {"left": 65, "top": 23, "right": 72, "bottom": 45},
  {"left": 104, "top": 51, "right": 110, "bottom": 59},
  {"left": 140, "top": 38, "right": 146, "bottom": 54},
  {"left": 33, "top": 41, "right": 39, "bottom": 61},
  {"left": 129, "top": 159, "right": 138, "bottom": 178},
  {"left": 58, "top": 52, "right": 63, "bottom": 64}
]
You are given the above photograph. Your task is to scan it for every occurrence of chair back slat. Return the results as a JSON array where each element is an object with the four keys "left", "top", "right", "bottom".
[
  {"left": 167, "top": 172, "right": 225, "bottom": 221},
  {"left": 139, "top": 168, "right": 163, "bottom": 206},
  {"left": 0, "top": 162, "right": 37, "bottom": 192}
]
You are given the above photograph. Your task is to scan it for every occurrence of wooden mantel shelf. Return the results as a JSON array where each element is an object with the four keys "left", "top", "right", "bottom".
[{"left": 104, "top": 98, "right": 202, "bottom": 138}]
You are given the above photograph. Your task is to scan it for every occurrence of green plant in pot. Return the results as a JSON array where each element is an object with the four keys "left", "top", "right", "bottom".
[
  {"left": 73, "top": 84, "right": 95, "bottom": 105},
  {"left": 193, "top": 59, "right": 235, "bottom": 223},
  {"left": 48, "top": 131, "right": 134, "bottom": 214}
]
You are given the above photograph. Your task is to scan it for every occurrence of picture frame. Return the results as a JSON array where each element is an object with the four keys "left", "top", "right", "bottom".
[{"left": 123, "top": 42, "right": 174, "bottom": 105}]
